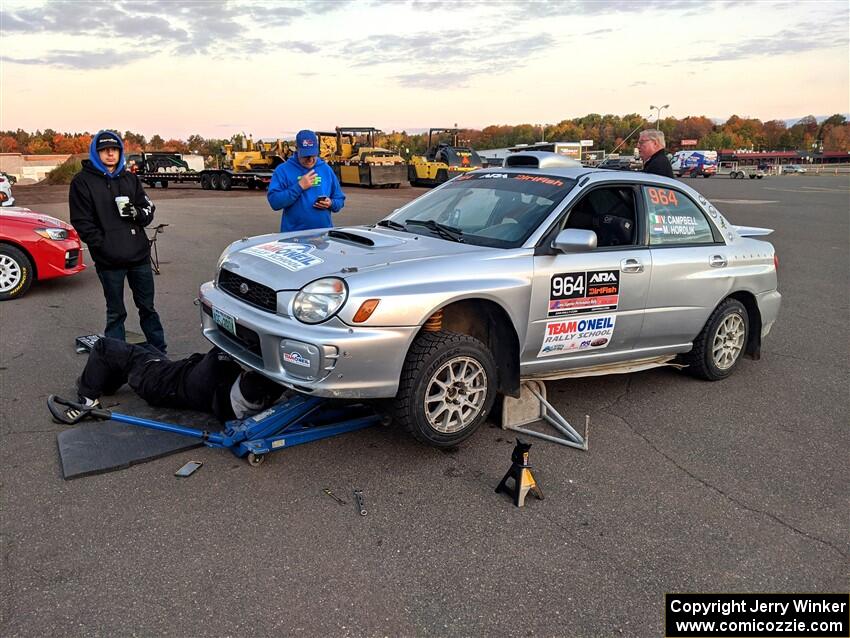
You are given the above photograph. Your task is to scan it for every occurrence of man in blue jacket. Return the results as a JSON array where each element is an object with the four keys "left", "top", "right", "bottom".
[
  {"left": 69, "top": 131, "right": 167, "bottom": 354},
  {"left": 267, "top": 130, "right": 345, "bottom": 231}
]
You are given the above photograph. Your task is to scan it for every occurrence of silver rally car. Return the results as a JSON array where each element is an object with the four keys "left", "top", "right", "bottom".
[{"left": 199, "top": 152, "right": 781, "bottom": 446}]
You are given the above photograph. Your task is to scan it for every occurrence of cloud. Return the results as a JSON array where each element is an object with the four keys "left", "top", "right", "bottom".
[
  {"left": 0, "top": 0, "right": 327, "bottom": 66},
  {"left": 0, "top": 49, "right": 141, "bottom": 70},
  {"left": 343, "top": 29, "right": 555, "bottom": 88},
  {"left": 395, "top": 70, "right": 480, "bottom": 89},
  {"left": 0, "top": 1, "right": 188, "bottom": 41},
  {"left": 691, "top": 18, "right": 849, "bottom": 63}
]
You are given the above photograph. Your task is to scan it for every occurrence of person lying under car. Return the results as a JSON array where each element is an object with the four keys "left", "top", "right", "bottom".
[{"left": 50, "top": 337, "right": 284, "bottom": 424}]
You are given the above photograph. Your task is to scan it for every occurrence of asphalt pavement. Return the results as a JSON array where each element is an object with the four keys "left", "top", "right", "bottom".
[{"left": 1, "top": 175, "right": 848, "bottom": 636}]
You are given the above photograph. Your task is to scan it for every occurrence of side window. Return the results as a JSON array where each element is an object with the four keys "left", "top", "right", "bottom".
[
  {"left": 563, "top": 186, "right": 638, "bottom": 248},
  {"left": 643, "top": 186, "right": 716, "bottom": 246}
]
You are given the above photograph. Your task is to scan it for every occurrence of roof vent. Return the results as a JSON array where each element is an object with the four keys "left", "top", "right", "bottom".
[{"left": 505, "top": 151, "right": 581, "bottom": 169}]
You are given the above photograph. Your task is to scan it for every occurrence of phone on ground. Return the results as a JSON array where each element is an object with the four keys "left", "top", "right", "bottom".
[{"left": 175, "top": 461, "right": 203, "bottom": 477}]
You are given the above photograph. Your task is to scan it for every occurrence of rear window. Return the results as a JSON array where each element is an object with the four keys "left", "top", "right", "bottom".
[{"left": 391, "top": 172, "right": 576, "bottom": 248}]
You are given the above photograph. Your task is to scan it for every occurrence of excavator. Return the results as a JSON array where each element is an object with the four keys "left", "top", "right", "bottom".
[
  {"left": 317, "top": 127, "right": 407, "bottom": 188},
  {"left": 408, "top": 128, "right": 483, "bottom": 187}
]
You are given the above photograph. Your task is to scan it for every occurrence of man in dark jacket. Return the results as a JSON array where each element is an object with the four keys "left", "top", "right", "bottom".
[
  {"left": 70, "top": 131, "right": 166, "bottom": 353},
  {"left": 62, "top": 337, "right": 284, "bottom": 424},
  {"left": 637, "top": 129, "right": 674, "bottom": 178}
]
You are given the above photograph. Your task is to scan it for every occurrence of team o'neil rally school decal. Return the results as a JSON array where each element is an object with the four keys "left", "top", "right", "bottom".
[
  {"left": 242, "top": 242, "right": 324, "bottom": 271},
  {"left": 549, "top": 270, "right": 619, "bottom": 317},
  {"left": 538, "top": 314, "right": 616, "bottom": 357}
]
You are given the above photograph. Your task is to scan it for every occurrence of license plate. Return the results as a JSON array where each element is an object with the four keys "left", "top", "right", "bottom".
[{"left": 212, "top": 307, "right": 236, "bottom": 335}]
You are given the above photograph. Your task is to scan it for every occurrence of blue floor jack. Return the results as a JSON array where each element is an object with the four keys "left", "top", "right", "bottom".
[{"left": 48, "top": 393, "right": 384, "bottom": 466}]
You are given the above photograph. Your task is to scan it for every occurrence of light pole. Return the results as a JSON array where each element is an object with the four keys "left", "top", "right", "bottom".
[{"left": 650, "top": 104, "right": 669, "bottom": 126}]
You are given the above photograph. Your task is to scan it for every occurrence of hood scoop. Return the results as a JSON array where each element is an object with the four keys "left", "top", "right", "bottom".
[{"left": 328, "top": 229, "right": 375, "bottom": 246}]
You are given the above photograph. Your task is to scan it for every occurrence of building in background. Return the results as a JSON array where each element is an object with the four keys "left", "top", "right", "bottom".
[{"left": 0, "top": 153, "right": 72, "bottom": 184}]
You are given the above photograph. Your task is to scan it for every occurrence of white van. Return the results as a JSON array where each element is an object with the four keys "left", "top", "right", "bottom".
[{"left": 671, "top": 150, "right": 718, "bottom": 178}]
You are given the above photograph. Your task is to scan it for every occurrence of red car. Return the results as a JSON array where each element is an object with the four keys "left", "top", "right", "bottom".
[{"left": 0, "top": 207, "right": 86, "bottom": 300}]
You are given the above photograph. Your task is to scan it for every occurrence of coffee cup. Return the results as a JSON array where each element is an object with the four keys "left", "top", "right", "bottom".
[{"left": 115, "top": 196, "right": 131, "bottom": 216}]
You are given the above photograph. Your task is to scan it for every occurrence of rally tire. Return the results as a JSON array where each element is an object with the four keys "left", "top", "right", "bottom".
[
  {"left": 0, "top": 245, "right": 34, "bottom": 301},
  {"left": 683, "top": 298, "right": 749, "bottom": 381},
  {"left": 393, "top": 331, "right": 497, "bottom": 447}
]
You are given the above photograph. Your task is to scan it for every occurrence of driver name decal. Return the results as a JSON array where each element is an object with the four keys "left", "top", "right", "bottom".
[
  {"left": 549, "top": 270, "right": 620, "bottom": 316},
  {"left": 538, "top": 314, "right": 616, "bottom": 357},
  {"left": 242, "top": 242, "right": 324, "bottom": 271}
]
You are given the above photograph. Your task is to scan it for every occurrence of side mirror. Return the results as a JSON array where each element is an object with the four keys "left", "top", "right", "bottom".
[{"left": 552, "top": 228, "right": 597, "bottom": 253}]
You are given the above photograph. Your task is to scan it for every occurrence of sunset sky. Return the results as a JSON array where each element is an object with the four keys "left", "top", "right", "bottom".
[{"left": 1, "top": 0, "right": 848, "bottom": 140}]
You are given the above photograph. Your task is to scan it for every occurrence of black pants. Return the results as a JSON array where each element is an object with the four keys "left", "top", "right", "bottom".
[
  {"left": 77, "top": 338, "right": 242, "bottom": 419},
  {"left": 96, "top": 262, "right": 167, "bottom": 353}
]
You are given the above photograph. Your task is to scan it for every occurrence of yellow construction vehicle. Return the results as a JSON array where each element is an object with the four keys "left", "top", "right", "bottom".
[
  {"left": 318, "top": 127, "right": 407, "bottom": 188},
  {"left": 198, "top": 136, "right": 291, "bottom": 190},
  {"left": 408, "top": 128, "right": 483, "bottom": 187},
  {"left": 222, "top": 136, "right": 290, "bottom": 173}
]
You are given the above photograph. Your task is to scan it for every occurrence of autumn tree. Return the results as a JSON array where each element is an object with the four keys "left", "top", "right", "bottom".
[
  {"left": 26, "top": 139, "right": 53, "bottom": 154},
  {"left": 0, "top": 136, "right": 19, "bottom": 152}
]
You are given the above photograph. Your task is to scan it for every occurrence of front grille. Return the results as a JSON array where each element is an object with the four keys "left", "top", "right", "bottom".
[
  {"left": 218, "top": 268, "right": 276, "bottom": 312},
  {"left": 65, "top": 249, "right": 80, "bottom": 268},
  {"left": 201, "top": 303, "right": 263, "bottom": 357}
]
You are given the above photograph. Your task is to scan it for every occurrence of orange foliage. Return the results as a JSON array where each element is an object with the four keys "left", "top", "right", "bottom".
[{"left": 0, "top": 136, "right": 19, "bottom": 152}]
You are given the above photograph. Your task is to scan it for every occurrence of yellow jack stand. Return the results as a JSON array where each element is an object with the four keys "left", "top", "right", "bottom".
[{"left": 495, "top": 438, "right": 544, "bottom": 507}]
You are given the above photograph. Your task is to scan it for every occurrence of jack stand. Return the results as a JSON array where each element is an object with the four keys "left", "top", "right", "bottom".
[
  {"left": 501, "top": 380, "right": 588, "bottom": 450},
  {"left": 495, "top": 438, "right": 544, "bottom": 507}
]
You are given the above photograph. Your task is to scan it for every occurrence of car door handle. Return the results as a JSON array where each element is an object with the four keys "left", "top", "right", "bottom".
[
  {"left": 620, "top": 258, "right": 644, "bottom": 273},
  {"left": 709, "top": 254, "right": 727, "bottom": 268}
]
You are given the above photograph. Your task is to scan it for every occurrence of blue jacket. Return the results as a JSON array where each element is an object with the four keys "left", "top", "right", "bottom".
[{"left": 267, "top": 156, "right": 345, "bottom": 232}]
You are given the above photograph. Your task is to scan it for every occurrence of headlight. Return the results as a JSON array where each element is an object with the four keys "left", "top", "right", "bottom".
[
  {"left": 34, "top": 227, "right": 69, "bottom": 240},
  {"left": 293, "top": 277, "right": 347, "bottom": 324}
]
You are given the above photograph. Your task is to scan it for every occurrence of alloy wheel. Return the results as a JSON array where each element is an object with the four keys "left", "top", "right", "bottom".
[
  {"left": 712, "top": 313, "right": 745, "bottom": 370},
  {"left": 0, "top": 254, "right": 22, "bottom": 292},
  {"left": 424, "top": 356, "right": 488, "bottom": 434}
]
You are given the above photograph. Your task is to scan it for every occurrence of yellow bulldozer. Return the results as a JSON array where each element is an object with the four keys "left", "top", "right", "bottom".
[
  {"left": 408, "top": 128, "right": 483, "bottom": 187},
  {"left": 221, "top": 136, "right": 290, "bottom": 173},
  {"left": 317, "top": 127, "right": 407, "bottom": 188}
]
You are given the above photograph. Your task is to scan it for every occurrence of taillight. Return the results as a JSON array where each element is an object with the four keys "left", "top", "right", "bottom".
[{"left": 773, "top": 254, "right": 779, "bottom": 270}]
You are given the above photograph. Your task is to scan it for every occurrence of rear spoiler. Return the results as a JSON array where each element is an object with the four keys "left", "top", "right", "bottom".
[{"left": 732, "top": 225, "right": 774, "bottom": 237}]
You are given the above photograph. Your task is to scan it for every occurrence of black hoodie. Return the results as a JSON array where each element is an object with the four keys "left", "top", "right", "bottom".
[{"left": 69, "top": 132, "right": 155, "bottom": 269}]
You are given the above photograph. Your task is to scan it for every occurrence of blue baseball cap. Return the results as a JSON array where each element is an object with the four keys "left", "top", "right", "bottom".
[{"left": 295, "top": 130, "right": 319, "bottom": 158}]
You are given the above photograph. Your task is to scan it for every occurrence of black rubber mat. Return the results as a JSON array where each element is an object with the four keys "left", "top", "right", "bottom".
[{"left": 57, "top": 412, "right": 218, "bottom": 479}]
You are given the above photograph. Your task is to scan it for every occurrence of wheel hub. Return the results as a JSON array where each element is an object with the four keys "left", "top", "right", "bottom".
[
  {"left": 712, "top": 313, "right": 745, "bottom": 370},
  {"left": 0, "top": 255, "right": 22, "bottom": 293},
  {"left": 424, "top": 356, "right": 488, "bottom": 434}
]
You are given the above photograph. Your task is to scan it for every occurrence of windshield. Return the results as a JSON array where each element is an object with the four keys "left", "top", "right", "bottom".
[{"left": 388, "top": 172, "right": 576, "bottom": 248}]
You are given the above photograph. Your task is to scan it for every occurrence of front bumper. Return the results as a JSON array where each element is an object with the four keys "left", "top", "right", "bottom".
[
  {"left": 199, "top": 281, "right": 418, "bottom": 399},
  {"left": 35, "top": 239, "right": 86, "bottom": 281}
]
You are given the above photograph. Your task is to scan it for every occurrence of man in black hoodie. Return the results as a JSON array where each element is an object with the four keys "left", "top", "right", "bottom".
[{"left": 70, "top": 131, "right": 166, "bottom": 353}]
